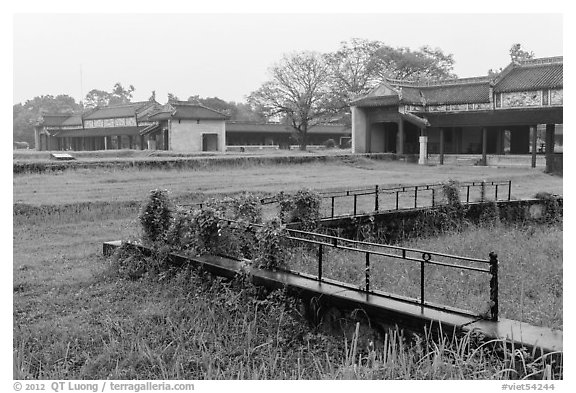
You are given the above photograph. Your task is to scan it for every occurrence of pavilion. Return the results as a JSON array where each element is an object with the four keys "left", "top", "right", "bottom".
[{"left": 350, "top": 57, "right": 563, "bottom": 168}]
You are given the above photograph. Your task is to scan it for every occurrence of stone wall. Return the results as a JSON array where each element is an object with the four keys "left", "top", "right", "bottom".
[{"left": 317, "top": 198, "right": 562, "bottom": 243}]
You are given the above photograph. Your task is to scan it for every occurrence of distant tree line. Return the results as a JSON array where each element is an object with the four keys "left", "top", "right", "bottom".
[{"left": 13, "top": 42, "right": 534, "bottom": 148}]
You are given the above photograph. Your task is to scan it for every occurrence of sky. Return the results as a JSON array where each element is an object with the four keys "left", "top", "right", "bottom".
[{"left": 13, "top": 12, "right": 563, "bottom": 106}]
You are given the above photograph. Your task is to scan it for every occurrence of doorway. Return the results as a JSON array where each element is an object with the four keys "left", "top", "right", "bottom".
[{"left": 202, "top": 133, "right": 219, "bottom": 151}]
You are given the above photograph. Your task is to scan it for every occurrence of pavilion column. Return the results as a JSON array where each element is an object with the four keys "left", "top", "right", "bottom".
[
  {"left": 418, "top": 128, "right": 428, "bottom": 165},
  {"left": 128, "top": 136, "right": 133, "bottom": 149},
  {"left": 396, "top": 120, "right": 404, "bottom": 155},
  {"left": 117, "top": 136, "right": 122, "bottom": 150},
  {"left": 104, "top": 136, "right": 109, "bottom": 150},
  {"left": 495, "top": 128, "right": 503, "bottom": 154},
  {"left": 545, "top": 124, "right": 555, "bottom": 172},
  {"left": 439, "top": 128, "right": 445, "bottom": 165},
  {"left": 481, "top": 127, "right": 488, "bottom": 166},
  {"left": 140, "top": 135, "right": 145, "bottom": 150},
  {"left": 530, "top": 125, "right": 537, "bottom": 168}
]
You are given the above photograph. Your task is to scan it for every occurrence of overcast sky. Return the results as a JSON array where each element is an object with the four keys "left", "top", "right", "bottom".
[{"left": 13, "top": 13, "right": 563, "bottom": 105}]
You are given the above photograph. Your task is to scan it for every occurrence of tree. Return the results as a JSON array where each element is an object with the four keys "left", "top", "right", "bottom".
[
  {"left": 248, "top": 51, "right": 334, "bottom": 150},
  {"left": 371, "top": 45, "right": 456, "bottom": 82},
  {"left": 84, "top": 82, "right": 135, "bottom": 108},
  {"left": 13, "top": 94, "right": 81, "bottom": 146},
  {"left": 509, "top": 43, "right": 534, "bottom": 63},
  {"left": 109, "top": 83, "right": 135, "bottom": 105},
  {"left": 487, "top": 44, "right": 535, "bottom": 76},
  {"left": 167, "top": 92, "right": 179, "bottom": 101},
  {"left": 325, "top": 38, "right": 384, "bottom": 115},
  {"left": 84, "top": 89, "right": 111, "bottom": 108}
]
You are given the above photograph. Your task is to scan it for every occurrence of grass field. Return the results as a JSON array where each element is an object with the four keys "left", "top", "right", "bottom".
[
  {"left": 13, "top": 157, "right": 562, "bottom": 206},
  {"left": 12, "top": 157, "right": 563, "bottom": 379}
]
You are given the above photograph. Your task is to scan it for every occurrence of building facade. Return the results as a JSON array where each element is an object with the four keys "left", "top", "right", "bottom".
[
  {"left": 34, "top": 101, "right": 350, "bottom": 152},
  {"left": 350, "top": 57, "right": 563, "bottom": 166}
]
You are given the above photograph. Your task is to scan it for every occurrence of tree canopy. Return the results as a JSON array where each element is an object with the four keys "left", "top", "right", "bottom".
[
  {"left": 84, "top": 83, "right": 135, "bottom": 108},
  {"left": 248, "top": 51, "right": 335, "bottom": 150}
]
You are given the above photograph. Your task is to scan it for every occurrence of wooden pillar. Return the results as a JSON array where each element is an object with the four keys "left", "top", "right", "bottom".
[
  {"left": 439, "top": 128, "right": 445, "bottom": 165},
  {"left": 530, "top": 125, "right": 537, "bottom": 168},
  {"left": 397, "top": 120, "right": 404, "bottom": 155},
  {"left": 481, "top": 127, "right": 488, "bottom": 166},
  {"left": 545, "top": 124, "right": 555, "bottom": 172},
  {"left": 495, "top": 128, "right": 503, "bottom": 154}
]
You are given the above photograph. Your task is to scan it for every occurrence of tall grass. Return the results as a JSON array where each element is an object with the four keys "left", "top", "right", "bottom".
[
  {"left": 285, "top": 222, "right": 562, "bottom": 328},
  {"left": 13, "top": 267, "right": 562, "bottom": 380}
]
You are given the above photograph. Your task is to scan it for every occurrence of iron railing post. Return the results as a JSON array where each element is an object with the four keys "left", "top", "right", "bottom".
[
  {"left": 414, "top": 186, "right": 418, "bottom": 209},
  {"left": 508, "top": 180, "right": 512, "bottom": 201},
  {"left": 396, "top": 191, "right": 399, "bottom": 210},
  {"left": 495, "top": 184, "right": 499, "bottom": 201},
  {"left": 365, "top": 252, "right": 370, "bottom": 293},
  {"left": 466, "top": 186, "right": 470, "bottom": 204},
  {"left": 374, "top": 185, "right": 379, "bottom": 211},
  {"left": 318, "top": 244, "right": 323, "bottom": 282},
  {"left": 420, "top": 257, "right": 425, "bottom": 306},
  {"left": 353, "top": 194, "right": 357, "bottom": 216},
  {"left": 331, "top": 196, "right": 335, "bottom": 218},
  {"left": 489, "top": 252, "right": 499, "bottom": 321},
  {"left": 432, "top": 188, "right": 435, "bottom": 207}
]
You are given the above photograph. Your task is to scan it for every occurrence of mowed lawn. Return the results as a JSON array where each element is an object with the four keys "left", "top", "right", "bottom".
[{"left": 13, "top": 158, "right": 563, "bottom": 206}]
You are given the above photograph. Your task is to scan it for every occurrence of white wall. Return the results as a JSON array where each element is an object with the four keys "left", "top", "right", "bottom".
[{"left": 169, "top": 119, "right": 226, "bottom": 152}]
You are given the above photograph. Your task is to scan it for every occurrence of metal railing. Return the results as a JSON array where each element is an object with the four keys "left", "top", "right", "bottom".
[
  {"left": 314, "top": 180, "right": 512, "bottom": 219},
  {"left": 182, "top": 180, "right": 512, "bottom": 220},
  {"left": 216, "top": 217, "right": 499, "bottom": 321}
]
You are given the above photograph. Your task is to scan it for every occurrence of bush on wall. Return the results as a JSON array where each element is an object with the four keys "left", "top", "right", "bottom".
[
  {"left": 139, "top": 189, "right": 173, "bottom": 245},
  {"left": 278, "top": 189, "right": 321, "bottom": 230},
  {"left": 254, "top": 218, "right": 289, "bottom": 270}
]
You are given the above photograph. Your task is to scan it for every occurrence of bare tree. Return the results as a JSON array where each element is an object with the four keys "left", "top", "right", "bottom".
[{"left": 248, "top": 51, "right": 334, "bottom": 150}]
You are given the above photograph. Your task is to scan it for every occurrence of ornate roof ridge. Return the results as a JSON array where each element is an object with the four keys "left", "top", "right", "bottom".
[{"left": 387, "top": 76, "right": 491, "bottom": 88}]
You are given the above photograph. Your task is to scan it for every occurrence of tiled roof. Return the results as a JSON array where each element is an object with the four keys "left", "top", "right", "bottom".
[
  {"left": 390, "top": 77, "right": 491, "bottom": 105},
  {"left": 61, "top": 114, "right": 83, "bottom": 126},
  {"left": 420, "top": 82, "right": 490, "bottom": 104},
  {"left": 226, "top": 122, "right": 350, "bottom": 134},
  {"left": 398, "top": 86, "right": 423, "bottom": 104},
  {"left": 171, "top": 101, "right": 229, "bottom": 120},
  {"left": 53, "top": 126, "right": 148, "bottom": 137},
  {"left": 40, "top": 114, "right": 71, "bottom": 127},
  {"left": 351, "top": 95, "right": 400, "bottom": 107},
  {"left": 84, "top": 101, "right": 154, "bottom": 120},
  {"left": 494, "top": 59, "right": 563, "bottom": 92}
]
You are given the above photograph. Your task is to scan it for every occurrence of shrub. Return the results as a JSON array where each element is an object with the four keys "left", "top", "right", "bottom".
[
  {"left": 139, "top": 189, "right": 173, "bottom": 245},
  {"left": 110, "top": 243, "right": 148, "bottom": 280},
  {"left": 254, "top": 218, "right": 289, "bottom": 270},
  {"left": 534, "top": 192, "right": 562, "bottom": 223},
  {"left": 478, "top": 201, "right": 500, "bottom": 227},
  {"left": 166, "top": 207, "right": 197, "bottom": 253},
  {"left": 278, "top": 189, "right": 321, "bottom": 230},
  {"left": 442, "top": 180, "right": 461, "bottom": 207},
  {"left": 324, "top": 139, "right": 336, "bottom": 149}
]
